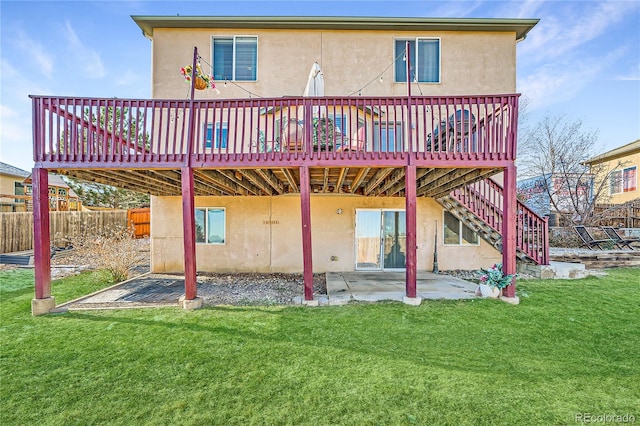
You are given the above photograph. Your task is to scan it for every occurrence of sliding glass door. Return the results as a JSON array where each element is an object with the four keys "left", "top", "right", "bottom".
[{"left": 355, "top": 209, "right": 406, "bottom": 270}]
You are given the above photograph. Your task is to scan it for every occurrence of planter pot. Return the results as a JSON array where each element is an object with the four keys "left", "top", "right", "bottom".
[
  {"left": 478, "top": 284, "right": 500, "bottom": 298},
  {"left": 194, "top": 76, "right": 207, "bottom": 90}
]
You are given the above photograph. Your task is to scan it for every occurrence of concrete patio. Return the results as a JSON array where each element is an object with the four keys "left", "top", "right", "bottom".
[
  {"left": 325, "top": 271, "right": 477, "bottom": 305},
  {"left": 52, "top": 271, "right": 479, "bottom": 311}
]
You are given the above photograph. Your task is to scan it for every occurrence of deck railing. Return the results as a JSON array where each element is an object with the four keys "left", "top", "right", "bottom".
[
  {"left": 451, "top": 179, "right": 549, "bottom": 265},
  {"left": 31, "top": 94, "right": 519, "bottom": 167}
]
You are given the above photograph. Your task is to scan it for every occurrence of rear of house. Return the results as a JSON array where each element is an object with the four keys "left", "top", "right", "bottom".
[
  {"left": 139, "top": 16, "right": 537, "bottom": 274},
  {"left": 30, "top": 16, "right": 546, "bottom": 313}
]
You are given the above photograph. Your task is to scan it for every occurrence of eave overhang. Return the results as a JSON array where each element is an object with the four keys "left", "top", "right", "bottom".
[{"left": 131, "top": 15, "right": 539, "bottom": 40}]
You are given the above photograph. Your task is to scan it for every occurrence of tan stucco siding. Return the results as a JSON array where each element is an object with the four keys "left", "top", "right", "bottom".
[
  {"left": 593, "top": 152, "right": 640, "bottom": 204},
  {"left": 150, "top": 194, "right": 501, "bottom": 273},
  {"left": 151, "top": 28, "right": 517, "bottom": 99},
  {"left": 1, "top": 175, "right": 20, "bottom": 198}
]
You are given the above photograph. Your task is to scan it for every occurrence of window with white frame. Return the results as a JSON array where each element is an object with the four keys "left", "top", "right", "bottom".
[
  {"left": 443, "top": 211, "right": 479, "bottom": 245},
  {"left": 328, "top": 113, "right": 347, "bottom": 135},
  {"left": 395, "top": 38, "right": 440, "bottom": 83},
  {"left": 610, "top": 166, "right": 637, "bottom": 194},
  {"left": 212, "top": 36, "right": 257, "bottom": 81},
  {"left": 195, "top": 208, "right": 226, "bottom": 244},
  {"left": 205, "top": 123, "right": 228, "bottom": 149},
  {"left": 373, "top": 121, "right": 404, "bottom": 152}
]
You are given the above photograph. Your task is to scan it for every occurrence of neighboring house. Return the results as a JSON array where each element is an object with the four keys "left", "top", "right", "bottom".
[
  {"left": 0, "top": 162, "right": 81, "bottom": 212},
  {"left": 0, "top": 162, "right": 31, "bottom": 212},
  {"left": 518, "top": 173, "right": 593, "bottom": 224},
  {"left": 584, "top": 139, "right": 640, "bottom": 205},
  {"left": 30, "top": 16, "right": 545, "bottom": 314}
]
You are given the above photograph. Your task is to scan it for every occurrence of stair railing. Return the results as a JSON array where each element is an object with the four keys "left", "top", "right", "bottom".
[{"left": 451, "top": 179, "right": 549, "bottom": 265}]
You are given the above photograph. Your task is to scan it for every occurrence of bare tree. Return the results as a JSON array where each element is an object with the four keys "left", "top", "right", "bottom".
[{"left": 518, "top": 114, "right": 624, "bottom": 225}]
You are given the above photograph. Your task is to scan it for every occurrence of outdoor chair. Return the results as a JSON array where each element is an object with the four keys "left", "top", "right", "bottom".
[
  {"left": 601, "top": 226, "right": 639, "bottom": 250},
  {"left": 426, "top": 109, "right": 476, "bottom": 152},
  {"left": 573, "top": 225, "right": 616, "bottom": 250}
]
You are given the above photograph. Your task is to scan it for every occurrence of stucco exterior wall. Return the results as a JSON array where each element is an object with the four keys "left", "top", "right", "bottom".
[
  {"left": 0, "top": 174, "right": 22, "bottom": 201},
  {"left": 147, "top": 23, "right": 512, "bottom": 275},
  {"left": 594, "top": 151, "right": 640, "bottom": 204},
  {"left": 151, "top": 194, "right": 501, "bottom": 273},
  {"left": 151, "top": 28, "right": 516, "bottom": 99}
]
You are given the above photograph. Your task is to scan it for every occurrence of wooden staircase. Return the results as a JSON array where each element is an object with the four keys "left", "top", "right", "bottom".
[{"left": 438, "top": 178, "right": 549, "bottom": 265}]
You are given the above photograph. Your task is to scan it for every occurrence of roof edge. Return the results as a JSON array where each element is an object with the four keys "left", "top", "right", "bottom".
[
  {"left": 131, "top": 16, "right": 539, "bottom": 39},
  {"left": 584, "top": 139, "right": 640, "bottom": 165}
]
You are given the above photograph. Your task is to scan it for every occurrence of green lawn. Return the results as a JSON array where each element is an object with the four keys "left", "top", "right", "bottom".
[{"left": 1, "top": 268, "right": 639, "bottom": 425}]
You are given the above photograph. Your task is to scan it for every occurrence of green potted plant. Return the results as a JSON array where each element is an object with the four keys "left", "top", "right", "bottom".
[{"left": 476, "top": 263, "right": 516, "bottom": 298}]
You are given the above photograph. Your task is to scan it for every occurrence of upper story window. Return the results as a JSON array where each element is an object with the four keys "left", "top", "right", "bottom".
[
  {"left": 395, "top": 38, "right": 440, "bottom": 83},
  {"left": 212, "top": 36, "right": 258, "bottom": 81},
  {"left": 205, "top": 123, "right": 228, "bottom": 149},
  {"left": 610, "top": 166, "right": 637, "bottom": 194},
  {"left": 373, "top": 121, "right": 404, "bottom": 152}
]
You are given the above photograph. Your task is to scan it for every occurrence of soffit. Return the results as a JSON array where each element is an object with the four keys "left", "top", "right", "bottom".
[{"left": 132, "top": 16, "right": 539, "bottom": 40}]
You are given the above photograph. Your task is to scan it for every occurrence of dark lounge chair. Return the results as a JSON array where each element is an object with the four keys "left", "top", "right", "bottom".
[
  {"left": 601, "top": 226, "right": 639, "bottom": 250},
  {"left": 573, "top": 225, "right": 616, "bottom": 250}
]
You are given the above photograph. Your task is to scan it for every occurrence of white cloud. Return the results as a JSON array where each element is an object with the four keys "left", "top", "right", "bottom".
[
  {"left": 115, "top": 70, "right": 140, "bottom": 87},
  {"left": 518, "top": 47, "right": 627, "bottom": 110},
  {"left": 0, "top": 103, "right": 35, "bottom": 170},
  {"left": 520, "top": 0, "right": 639, "bottom": 60},
  {"left": 11, "top": 29, "right": 55, "bottom": 79},
  {"left": 63, "top": 21, "right": 106, "bottom": 79},
  {"left": 615, "top": 64, "right": 640, "bottom": 81}
]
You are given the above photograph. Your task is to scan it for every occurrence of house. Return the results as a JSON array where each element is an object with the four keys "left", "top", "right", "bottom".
[
  {"left": 517, "top": 173, "right": 593, "bottom": 225},
  {"left": 0, "top": 162, "right": 81, "bottom": 212},
  {"left": 29, "top": 16, "right": 546, "bottom": 314},
  {"left": 0, "top": 162, "right": 31, "bottom": 212},
  {"left": 584, "top": 139, "right": 640, "bottom": 205}
]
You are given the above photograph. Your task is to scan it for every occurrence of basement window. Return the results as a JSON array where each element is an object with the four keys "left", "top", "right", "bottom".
[
  {"left": 443, "top": 211, "right": 479, "bottom": 246},
  {"left": 195, "top": 208, "right": 226, "bottom": 244}
]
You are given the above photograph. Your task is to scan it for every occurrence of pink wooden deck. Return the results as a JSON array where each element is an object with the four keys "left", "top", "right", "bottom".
[{"left": 29, "top": 93, "right": 544, "bottom": 313}]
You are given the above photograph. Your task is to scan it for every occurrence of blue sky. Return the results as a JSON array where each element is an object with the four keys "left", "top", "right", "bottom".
[{"left": 1, "top": 0, "right": 639, "bottom": 172}]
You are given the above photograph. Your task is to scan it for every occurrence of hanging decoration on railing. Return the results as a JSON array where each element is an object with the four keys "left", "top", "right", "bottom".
[{"left": 180, "top": 63, "right": 216, "bottom": 90}]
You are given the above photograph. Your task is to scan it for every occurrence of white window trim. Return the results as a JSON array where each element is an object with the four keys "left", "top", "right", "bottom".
[
  {"left": 610, "top": 166, "right": 637, "bottom": 195},
  {"left": 442, "top": 211, "right": 480, "bottom": 246},
  {"left": 195, "top": 207, "right": 226, "bottom": 245},
  {"left": 393, "top": 37, "right": 441, "bottom": 84},
  {"left": 210, "top": 35, "right": 258, "bottom": 82},
  {"left": 204, "top": 122, "right": 229, "bottom": 151}
]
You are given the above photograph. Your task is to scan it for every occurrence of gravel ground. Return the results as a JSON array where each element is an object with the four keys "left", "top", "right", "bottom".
[
  {"left": 197, "top": 272, "right": 327, "bottom": 306},
  {"left": 48, "top": 239, "right": 328, "bottom": 306},
  {"left": 3, "top": 238, "right": 546, "bottom": 306}
]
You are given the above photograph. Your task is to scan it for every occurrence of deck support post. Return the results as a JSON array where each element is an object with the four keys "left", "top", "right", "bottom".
[
  {"left": 404, "top": 164, "right": 419, "bottom": 302},
  {"left": 502, "top": 164, "right": 518, "bottom": 301},
  {"left": 300, "top": 165, "right": 314, "bottom": 301},
  {"left": 32, "top": 167, "right": 54, "bottom": 315},
  {"left": 180, "top": 166, "right": 201, "bottom": 308}
]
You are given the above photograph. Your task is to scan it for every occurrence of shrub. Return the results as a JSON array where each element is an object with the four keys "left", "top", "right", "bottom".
[{"left": 66, "top": 225, "right": 147, "bottom": 283}]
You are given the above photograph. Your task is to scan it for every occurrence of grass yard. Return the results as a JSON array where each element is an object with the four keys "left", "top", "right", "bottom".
[{"left": 1, "top": 268, "right": 639, "bottom": 425}]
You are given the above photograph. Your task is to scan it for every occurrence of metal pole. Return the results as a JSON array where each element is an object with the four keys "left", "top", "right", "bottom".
[
  {"left": 189, "top": 47, "right": 198, "bottom": 101},
  {"left": 433, "top": 220, "right": 439, "bottom": 274},
  {"left": 405, "top": 40, "right": 412, "bottom": 97}
]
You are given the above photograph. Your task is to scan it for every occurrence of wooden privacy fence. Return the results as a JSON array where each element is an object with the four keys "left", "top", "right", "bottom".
[
  {"left": 0, "top": 210, "right": 128, "bottom": 253},
  {"left": 127, "top": 208, "right": 150, "bottom": 238},
  {"left": 592, "top": 199, "right": 640, "bottom": 228}
]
